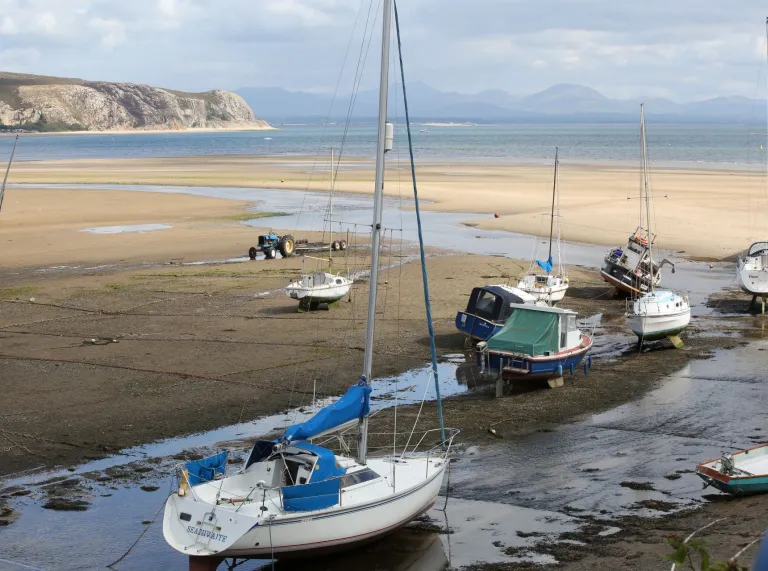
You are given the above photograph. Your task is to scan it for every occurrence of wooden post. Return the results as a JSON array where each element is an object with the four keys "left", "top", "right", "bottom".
[
  {"left": 495, "top": 373, "right": 504, "bottom": 398},
  {"left": 547, "top": 376, "right": 564, "bottom": 389}
]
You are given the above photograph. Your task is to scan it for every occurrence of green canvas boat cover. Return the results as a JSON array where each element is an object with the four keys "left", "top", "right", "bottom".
[{"left": 487, "top": 307, "right": 560, "bottom": 355}]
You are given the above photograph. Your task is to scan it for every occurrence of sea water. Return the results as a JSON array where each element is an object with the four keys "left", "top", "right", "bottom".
[{"left": 1, "top": 123, "right": 766, "bottom": 168}]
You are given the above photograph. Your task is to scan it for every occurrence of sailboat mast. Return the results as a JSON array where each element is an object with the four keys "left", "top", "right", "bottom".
[
  {"left": 547, "top": 147, "right": 558, "bottom": 266},
  {"left": 0, "top": 134, "right": 19, "bottom": 214},
  {"left": 640, "top": 103, "right": 654, "bottom": 293},
  {"left": 329, "top": 147, "right": 334, "bottom": 267},
  {"left": 357, "top": 0, "right": 393, "bottom": 465}
]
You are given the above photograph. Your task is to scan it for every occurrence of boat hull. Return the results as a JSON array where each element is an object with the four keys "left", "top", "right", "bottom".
[
  {"left": 478, "top": 336, "right": 592, "bottom": 381},
  {"left": 455, "top": 311, "right": 503, "bottom": 341},
  {"left": 285, "top": 283, "right": 351, "bottom": 303},
  {"left": 163, "top": 457, "right": 446, "bottom": 559},
  {"left": 626, "top": 309, "right": 690, "bottom": 340},
  {"left": 738, "top": 264, "right": 768, "bottom": 296}
]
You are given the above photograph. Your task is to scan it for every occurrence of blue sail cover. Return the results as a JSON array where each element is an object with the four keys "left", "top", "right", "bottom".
[
  {"left": 282, "top": 383, "right": 372, "bottom": 443},
  {"left": 185, "top": 451, "right": 228, "bottom": 486},
  {"left": 536, "top": 256, "right": 553, "bottom": 274}
]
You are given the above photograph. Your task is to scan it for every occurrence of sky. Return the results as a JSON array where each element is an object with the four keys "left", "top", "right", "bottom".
[{"left": 0, "top": 0, "right": 766, "bottom": 101}]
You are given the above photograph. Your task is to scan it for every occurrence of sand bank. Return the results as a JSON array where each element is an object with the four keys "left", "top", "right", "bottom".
[{"left": 6, "top": 155, "right": 768, "bottom": 259}]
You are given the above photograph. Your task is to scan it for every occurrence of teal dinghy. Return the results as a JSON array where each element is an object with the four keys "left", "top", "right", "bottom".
[{"left": 696, "top": 444, "right": 768, "bottom": 495}]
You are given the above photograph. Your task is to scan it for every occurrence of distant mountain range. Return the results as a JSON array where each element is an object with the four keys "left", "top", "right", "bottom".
[{"left": 236, "top": 83, "right": 767, "bottom": 124}]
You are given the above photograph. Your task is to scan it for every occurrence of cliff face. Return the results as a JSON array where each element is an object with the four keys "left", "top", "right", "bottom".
[{"left": 0, "top": 73, "right": 271, "bottom": 131}]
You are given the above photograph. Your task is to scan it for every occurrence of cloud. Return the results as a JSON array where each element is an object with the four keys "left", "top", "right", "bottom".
[{"left": 0, "top": 0, "right": 763, "bottom": 101}]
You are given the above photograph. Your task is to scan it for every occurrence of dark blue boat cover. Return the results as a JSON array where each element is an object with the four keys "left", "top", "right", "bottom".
[
  {"left": 185, "top": 451, "right": 228, "bottom": 486},
  {"left": 281, "top": 442, "right": 345, "bottom": 512},
  {"left": 755, "top": 530, "right": 768, "bottom": 570},
  {"left": 282, "top": 477, "right": 341, "bottom": 512},
  {"left": 536, "top": 256, "right": 553, "bottom": 274},
  {"left": 282, "top": 383, "right": 371, "bottom": 443}
]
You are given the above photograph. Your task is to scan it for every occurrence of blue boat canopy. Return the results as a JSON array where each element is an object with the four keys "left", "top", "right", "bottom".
[
  {"left": 536, "top": 256, "right": 553, "bottom": 274},
  {"left": 282, "top": 382, "right": 371, "bottom": 443},
  {"left": 185, "top": 451, "right": 228, "bottom": 486}
]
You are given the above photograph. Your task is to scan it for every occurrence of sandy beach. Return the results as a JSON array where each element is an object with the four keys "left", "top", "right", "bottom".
[{"left": 5, "top": 155, "right": 767, "bottom": 260}]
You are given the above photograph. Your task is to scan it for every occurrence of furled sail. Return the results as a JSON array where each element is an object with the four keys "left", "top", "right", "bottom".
[
  {"left": 536, "top": 256, "right": 553, "bottom": 274},
  {"left": 282, "top": 382, "right": 372, "bottom": 443}
]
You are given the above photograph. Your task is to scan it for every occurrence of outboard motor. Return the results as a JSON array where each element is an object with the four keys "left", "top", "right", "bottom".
[{"left": 719, "top": 452, "right": 735, "bottom": 476}]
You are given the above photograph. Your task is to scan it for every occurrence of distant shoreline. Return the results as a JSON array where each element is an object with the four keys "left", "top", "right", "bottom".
[{"left": 0, "top": 124, "right": 277, "bottom": 137}]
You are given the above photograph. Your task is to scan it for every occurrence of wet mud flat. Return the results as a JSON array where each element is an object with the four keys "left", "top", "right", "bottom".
[{"left": 1, "top": 247, "right": 764, "bottom": 569}]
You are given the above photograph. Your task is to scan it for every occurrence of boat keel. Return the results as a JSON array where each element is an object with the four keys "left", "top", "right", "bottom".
[{"left": 189, "top": 555, "right": 224, "bottom": 571}]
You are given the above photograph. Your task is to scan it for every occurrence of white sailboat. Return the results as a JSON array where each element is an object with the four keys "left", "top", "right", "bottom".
[
  {"left": 517, "top": 147, "right": 568, "bottom": 305},
  {"left": 284, "top": 147, "right": 353, "bottom": 308},
  {"left": 737, "top": 19, "right": 768, "bottom": 313},
  {"left": 626, "top": 104, "right": 690, "bottom": 342},
  {"left": 163, "top": 3, "right": 456, "bottom": 568}
]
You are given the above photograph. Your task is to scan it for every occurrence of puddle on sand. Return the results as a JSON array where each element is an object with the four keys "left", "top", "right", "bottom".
[
  {"left": 80, "top": 223, "right": 173, "bottom": 234},
  {"left": 448, "top": 340, "right": 768, "bottom": 518}
]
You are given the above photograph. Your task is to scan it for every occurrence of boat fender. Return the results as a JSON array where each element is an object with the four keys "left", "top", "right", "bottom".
[
  {"left": 583, "top": 362, "right": 588, "bottom": 375},
  {"left": 557, "top": 365, "right": 563, "bottom": 377},
  {"left": 569, "top": 363, "right": 574, "bottom": 375}
]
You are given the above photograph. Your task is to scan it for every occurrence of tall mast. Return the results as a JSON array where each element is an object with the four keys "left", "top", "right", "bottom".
[
  {"left": 357, "top": 0, "right": 393, "bottom": 465},
  {"left": 640, "top": 103, "right": 654, "bottom": 293},
  {"left": 546, "top": 147, "right": 558, "bottom": 267},
  {"left": 0, "top": 134, "right": 19, "bottom": 214},
  {"left": 329, "top": 147, "right": 334, "bottom": 268}
]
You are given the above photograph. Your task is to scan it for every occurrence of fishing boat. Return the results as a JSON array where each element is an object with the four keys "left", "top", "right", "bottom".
[
  {"left": 696, "top": 444, "right": 768, "bottom": 495},
  {"left": 517, "top": 147, "right": 568, "bottom": 305},
  {"left": 455, "top": 284, "right": 541, "bottom": 341},
  {"left": 625, "top": 104, "right": 690, "bottom": 343},
  {"left": 284, "top": 147, "right": 353, "bottom": 309},
  {"left": 475, "top": 303, "right": 592, "bottom": 383},
  {"left": 164, "top": 3, "right": 456, "bottom": 568}
]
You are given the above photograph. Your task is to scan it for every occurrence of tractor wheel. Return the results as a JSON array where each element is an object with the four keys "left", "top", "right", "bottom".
[
  {"left": 332, "top": 241, "right": 341, "bottom": 251},
  {"left": 279, "top": 235, "right": 295, "bottom": 258},
  {"left": 248, "top": 246, "right": 258, "bottom": 260},
  {"left": 266, "top": 248, "right": 277, "bottom": 260},
  {"left": 339, "top": 240, "right": 347, "bottom": 250}
]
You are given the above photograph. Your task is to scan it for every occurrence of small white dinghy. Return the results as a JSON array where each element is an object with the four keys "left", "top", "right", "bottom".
[
  {"left": 284, "top": 148, "right": 352, "bottom": 309},
  {"left": 625, "top": 104, "right": 690, "bottom": 344},
  {"left": 285, "top": 270, "right": 352, "bottom": 304},
  {"left": 517, "top": 148, "right": 568, "bottom": 305}
]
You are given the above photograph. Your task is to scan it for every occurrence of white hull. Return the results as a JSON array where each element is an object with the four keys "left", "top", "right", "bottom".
[
  {"left": 163, "top": 455, "right": 446, "bottom": 558},
  {"left": 516, "top": 275, "right": 568, "bottom": 304},
  {"left": 738, "top": 262, "right": 768, "bottom": 296},
  {"left": 285, "top": 272, "right": 352, "bottom": 303},
  {"left": 626, "top": 290, "right": 690, "bottom": 339}
]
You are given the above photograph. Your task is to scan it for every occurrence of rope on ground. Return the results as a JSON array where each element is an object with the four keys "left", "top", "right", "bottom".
[{"left": 107, "top": 495, "right": 168, "bottom": 568}]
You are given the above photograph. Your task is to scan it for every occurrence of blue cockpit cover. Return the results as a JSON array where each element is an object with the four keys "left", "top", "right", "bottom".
[
  {"left": 185, "top": 451, "right": 228, "bottom": 486},
  {"left": 282, "top": 384, "right": 371, "bottom": 443},
  {"left": 536, "top": 256, "right": 553, "bottom": 274},
  {"left": 293, "top": 441, "right": 346, "bottom": 483}
]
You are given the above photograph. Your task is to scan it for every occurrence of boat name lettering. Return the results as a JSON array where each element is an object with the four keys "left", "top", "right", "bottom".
[{"left": 187, "top": 525, "right": 228, "bottom": 542}]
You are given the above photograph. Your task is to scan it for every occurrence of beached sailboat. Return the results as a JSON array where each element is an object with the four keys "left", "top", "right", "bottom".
[
  {"left": 625, "top": 104, "right": 690, "bottom": 342},
  {"left": 163, "top": 3, "right": 456, "bottom": 568},
  {"left": 455, "top": 284, "right": 540, "bottom": 341},
  {"left": 517, "top": 147, "right": 568, "bottom": 305},
  {"left": 737, "top": 20, "right": 768, "bottom": 313},
  {"left": 284, "top": 147, "right": 353, "bottom": 309},
  {"left": 696, "top": 444, "right": 768, "bottom": 495},
  {"left": 475, "top": 303, "right": 592, "bottom": 385}
]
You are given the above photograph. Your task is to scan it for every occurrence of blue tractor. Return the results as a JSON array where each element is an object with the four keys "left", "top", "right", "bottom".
[{"left": 249, "top": 233, "right": 296, "bottom": 260}]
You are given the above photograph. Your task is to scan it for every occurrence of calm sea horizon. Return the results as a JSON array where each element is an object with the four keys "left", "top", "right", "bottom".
[{"left": 1, "top": 123, "right": 766, "bottom": 170}]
